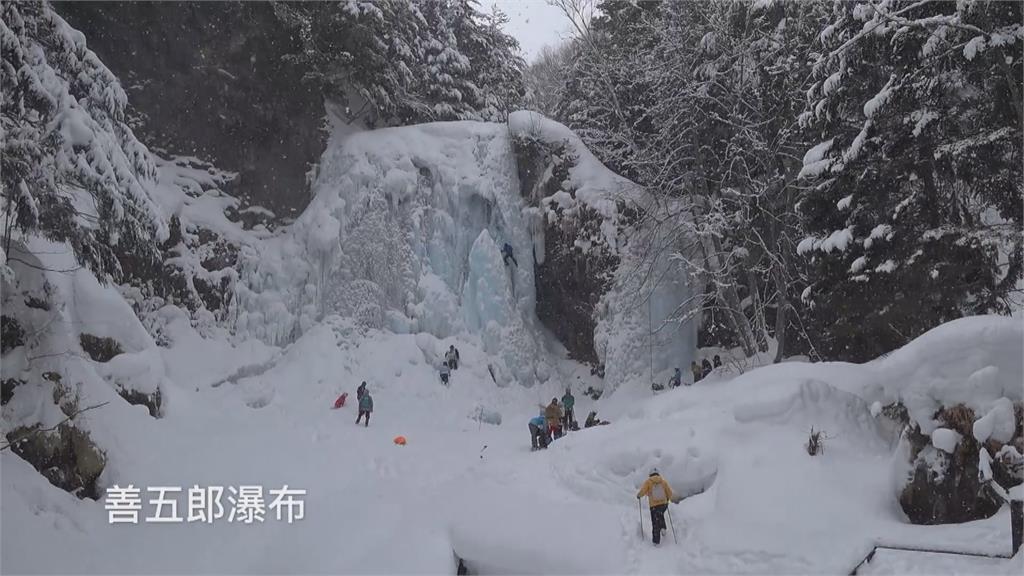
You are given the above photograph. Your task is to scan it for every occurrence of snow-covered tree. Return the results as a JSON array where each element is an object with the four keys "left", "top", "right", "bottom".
[
  {"left": 273, "top": 0, "right": 428, "bottom": 126},
  {"left": 275, "top": 0, "right": 523, "bottom": 126},
  {"left": 418, "top": 0, "right": 480, "bottom": 120},
  {"left": 798, "top": 0, "right": 1023, "bottom": 360},
  {"left": 1, "top": 1, "right": 166, "bottom": 281},
  {"left": 556, "top": 0, "right": 831, "bottom": 360},
  {"left": 523, "top": 42, "right": 572, "bottom": 120},
  {"left": 453, "top": 3, "right": 526, "bottom": 122}
]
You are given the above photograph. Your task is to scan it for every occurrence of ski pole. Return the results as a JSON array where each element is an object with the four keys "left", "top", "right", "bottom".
[
  {"left": 667, "top": 507, "right": 678, "bottom": 544},
  {"left": 638, "top": 498, "right": 644, "bottom": 540}
]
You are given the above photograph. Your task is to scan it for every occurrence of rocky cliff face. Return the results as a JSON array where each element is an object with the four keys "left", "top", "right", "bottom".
[
  {"left": 511, "top": 133, "right": 616, "bottom": 366},
  {"left": 54, "top": 1, "right": 326, "bottom": 218}
]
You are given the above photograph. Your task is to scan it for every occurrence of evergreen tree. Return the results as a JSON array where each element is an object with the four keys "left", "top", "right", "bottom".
[
  {"left": 273, "top": 0, "right": 428, "bottom": 126},
  {"left": 453, "top": 3, "right": 526, "bottom": 122},
  {"left": 274, "top": 0, "right": 523, "bottom": 126},
  {"left": 1, "top": 1, "right": 166, "bottom": 281},
  {"left": 418, "top": 0, "right": 479, "bottom": 120},
  {"left": 798, "top": 0, "right": 1022, "bottom": 360}
]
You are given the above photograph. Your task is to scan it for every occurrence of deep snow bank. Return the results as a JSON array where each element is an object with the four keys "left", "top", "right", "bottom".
[
  {"left": 3, "top": 285, "right": 1020, "bottom": 575},
  {"left": 447, "top": 315, "right": 1022, "bottom": 574}
]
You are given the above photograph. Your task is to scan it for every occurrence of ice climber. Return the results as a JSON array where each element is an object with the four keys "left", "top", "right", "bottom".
[
  {"left": 445, "top": 345, "right": 460, "bottom": 370},
  {"left": 561, "top": 387, "right": 575, "bottom": 430},
  {"left": 637, "top": 468, "right": 674, "bottom": 546},
  {"left": 356, "top": 390, "right": 373, "bottom": 427},
  {"left": 440, "top": 361, "right": 451, "bottom": 386},
  {"left": 502, "top": 243, "right": 518, "bottom": 266},
  {"left": 529, "top": 412, "right": 548, "bottom": 451},
  {"left": 545, "top": 398, "right": 563, "bottom": 439}
]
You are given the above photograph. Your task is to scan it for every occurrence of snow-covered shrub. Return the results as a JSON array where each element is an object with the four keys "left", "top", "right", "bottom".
[{"left": 78, "top": 334, "right": 124, "bottom": 363}]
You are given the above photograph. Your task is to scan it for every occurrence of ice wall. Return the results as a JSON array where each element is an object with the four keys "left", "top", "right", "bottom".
[
  {"left": 233, "top": 115, "right": 699, "bottom": 391},
  {"left": 234, "top": 121, "right": 545, "bottom": 384}
]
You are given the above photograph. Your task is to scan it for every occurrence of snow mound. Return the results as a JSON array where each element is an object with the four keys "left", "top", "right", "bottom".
[
  {"left": 931, "top": 428, "right": 962, "bottom": 454},
  {"left": 871, "top": 316, "right": 1023, "bottom": 433},
  {"left": 734, "top": 379, "right": 886, "bottom": 448}
]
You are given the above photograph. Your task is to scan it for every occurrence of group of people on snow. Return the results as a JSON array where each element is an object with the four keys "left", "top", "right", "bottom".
[
  {"left": 528, "top": 387, "right": 609, "bottom": 450},
  {"left": 691, "top": 354, "right": 721, "bottom": 383},
  {"left": 654, "top": 354, "right": 723, "bottom": 391},
  {"left": 440, "top": 345, "right": 460, "bottom": 385}
]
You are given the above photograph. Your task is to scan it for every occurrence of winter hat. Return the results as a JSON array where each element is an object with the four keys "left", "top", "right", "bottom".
[{"left": 650, "top": 467, "right": 660, "bottom": 476}]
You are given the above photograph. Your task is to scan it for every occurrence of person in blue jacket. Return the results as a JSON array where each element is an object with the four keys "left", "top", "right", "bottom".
[
  {"left": 502, "top": 243, "right": 518, "bottom": 267},
  {"left": 529, "top": 412, "right": 548, "bottom": 451},
  {"left": 669, "top": 367, "right": 681, "bottom": 388}
]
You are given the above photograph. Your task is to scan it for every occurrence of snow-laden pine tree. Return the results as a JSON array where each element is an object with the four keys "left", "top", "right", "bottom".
[
  {"left": 273, "top": 0, "right": 429, "bottom": 126},
  {"left": 449, "top": 2, "right": 526, "bottom": 122},
  {"left": 274, "top": 0, "right": 522, "bottom": 126},
  {"left": 798, "top": 0, "right": 1022, "bottom": 360},
  {"left": 417, "top": 0, "right": 480, "bottom": 121},
  {"left": 1, "top": 0, "right": 166, "bottom": 281}
]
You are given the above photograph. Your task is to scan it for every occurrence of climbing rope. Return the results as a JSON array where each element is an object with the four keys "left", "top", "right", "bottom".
[{"left": 648, "top": 290, "right": 654, "bottom": 388}]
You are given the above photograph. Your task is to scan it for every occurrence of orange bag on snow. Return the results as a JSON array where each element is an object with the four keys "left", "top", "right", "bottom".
[{"left": 393, "top": 436, "right": 407, "bottom": 445}]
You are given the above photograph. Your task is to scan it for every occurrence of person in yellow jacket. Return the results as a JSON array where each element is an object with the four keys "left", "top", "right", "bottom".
[
  {"left": 544, "top": 398, "right": 564, "bottom": 439},
  {"left": 636, "top": 468, "right": 674, "bottom": 545}
]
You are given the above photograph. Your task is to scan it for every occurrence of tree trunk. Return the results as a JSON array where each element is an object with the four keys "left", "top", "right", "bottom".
[
  {"left": 772, "top": 264, "right": 788, "bottom": 364},
  {"left": 746, "top": 267, "right": 770, "bottom": 353}
]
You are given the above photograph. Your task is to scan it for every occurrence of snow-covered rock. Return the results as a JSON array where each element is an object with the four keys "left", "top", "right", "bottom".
[
  {"left": 931, "top": 428, "right": 961, "bottom": 454},
  {"left": 974, "top": 397, "right": 1017, "bottom": 444}
]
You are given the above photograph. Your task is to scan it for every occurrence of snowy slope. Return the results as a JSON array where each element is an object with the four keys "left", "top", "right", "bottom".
[{"left": 4, "top": 314, "right": 1020, "bottom": 574}]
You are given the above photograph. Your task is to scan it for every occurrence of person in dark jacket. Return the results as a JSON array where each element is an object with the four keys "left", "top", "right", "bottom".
[
  {"left": 701, "top": 358, "right": 713, "bottom": 379},
  {"left": 356, "top": 391, "right": 373, "bottom": 426},
  {"left": 445, "top": 345, "right": 460, "bottom": 370},
  {"left": 357, "top": 381, "right": 367, "bottom": 401},
  {"left": 713, "top": 354, "right": 722, "bottom": 368},
  {"left": 440, "top": 361, "right": 451, "bottom": 386},
  {"left": 585, "top": 411, "right": 610, "bottom": 427},
  {"left": 502, "top": 243, "right": 518, "bottom": 266}
]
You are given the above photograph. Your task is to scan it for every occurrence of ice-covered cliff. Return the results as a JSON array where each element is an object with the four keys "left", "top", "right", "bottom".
[{"left": 232, "top": 113, "right": 700, "bottom": 390}]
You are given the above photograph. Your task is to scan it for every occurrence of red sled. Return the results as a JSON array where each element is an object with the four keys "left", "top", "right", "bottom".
[{"left": 332, "top": 393, "right": 348, "bottom": 409}]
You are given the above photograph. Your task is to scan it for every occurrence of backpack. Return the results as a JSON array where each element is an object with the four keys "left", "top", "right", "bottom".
[{"left": 650, "top": 480, "right": 667, "bottom": 502}]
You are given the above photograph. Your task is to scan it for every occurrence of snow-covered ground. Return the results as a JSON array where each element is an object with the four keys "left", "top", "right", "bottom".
[
  {"left": 3, "top": 314, "right": 1020, "bottom": 574},
  {"left": 2, "top": 110, "right": 1019, "bottom": 574}
]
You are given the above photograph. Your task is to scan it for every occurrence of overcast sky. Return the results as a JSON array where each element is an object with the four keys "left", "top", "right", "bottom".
[{"left": 491, "top": 0, "right": 575, "bottom": 63}]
